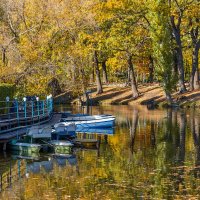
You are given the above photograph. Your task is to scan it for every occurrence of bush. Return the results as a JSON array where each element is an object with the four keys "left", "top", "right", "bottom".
[
  {"left": 0, "top": 83, "right": 15, "bottom": 101},
  {"left": 0, "top": 84, "right": 15, "bottom": 114}
]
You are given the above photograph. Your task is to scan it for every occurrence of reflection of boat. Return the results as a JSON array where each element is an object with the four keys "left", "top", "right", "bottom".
[
  {"left": 27, "top": 159, "right": 53, "bottom": 173},
  {"left": 52, "top": 154, "right": 77, "bottom": 166},
  {"left": 73, "top": 139, "right": 99, "bottom": 148},
  {"left": 11, "top": 151, "right": 40, "bottom": 160},
  {"left": 50, "top": 140, "right": 74, "bottom": 154},
  {"left": 76, "top": 127, "right": 114, "bottom": 135},
  {"left": 9, "top": 139, "right": 42, "bottom": 153}
]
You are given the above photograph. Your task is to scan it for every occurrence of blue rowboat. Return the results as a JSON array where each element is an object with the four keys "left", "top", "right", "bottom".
[
  {"left": 75, "top": 118, "right": 115, "bottom": 128},
  {"left": 53, "top": 122, "right": 76, "bottom": 138},
  {"left": 55, "top": 118, "right": 115, "bottom": 130},
  {"left": 61, "top": 114, "right": 114, "bottom": 122}
]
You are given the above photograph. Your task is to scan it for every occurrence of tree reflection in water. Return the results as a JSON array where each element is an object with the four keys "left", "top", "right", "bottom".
[{"left": 0, "top": 105, "right": 200, "bottom": 199}]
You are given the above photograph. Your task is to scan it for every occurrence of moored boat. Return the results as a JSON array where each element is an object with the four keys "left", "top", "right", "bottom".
[
  {"left": 75, "top": 118, "right": 115, "bottom": 128},
  {"left": 50, "top": 140, "right": 74, "bottom": 154},
  {"left": 9, "top": 139, "right": 42, "bottom": 153},
  {"left": 61, "top": 114, "right": 115, "bottom": 122},
  {"left": 53, "top": 122, "right": 76, "bottom": 139},
  {"left": 56, "top": 118, "right": 115, "bottom": 129}
]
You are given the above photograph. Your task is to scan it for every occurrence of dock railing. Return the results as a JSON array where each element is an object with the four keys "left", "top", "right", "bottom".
[{"left": 0, "top": 95, "right": 53, "bottom": 134}]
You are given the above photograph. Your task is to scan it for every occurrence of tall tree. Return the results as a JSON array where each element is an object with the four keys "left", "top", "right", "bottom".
[
  {"left": 148, "top": 0, "right": 177, "bottom": 103},
  {"left": 186, "top": 2, "right": 200, "bottom": 90},
  {"left": 169, "top": 0, "right": 187, "bottom": 93}
]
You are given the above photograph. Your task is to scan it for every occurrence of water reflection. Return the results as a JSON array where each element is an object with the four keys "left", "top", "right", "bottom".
[{"left": 0, "top": 106, "right": 200, "bottom": 199}]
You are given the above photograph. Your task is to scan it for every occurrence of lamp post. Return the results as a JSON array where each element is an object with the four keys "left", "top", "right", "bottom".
[
  {"left": 23, "top": 97, "right": 27, "bottom": 118},
  {"left": 49, "top": 94, "right": 52, "bottom": 113},
  {"left": 36, "top": 97, "right": 39, "bottom": 116},
  {"left": 14, "top": 98, "right": 19, "bottom": 120},
  {"left": 6, "top": 96, "right": 10, "bottom": 120}
]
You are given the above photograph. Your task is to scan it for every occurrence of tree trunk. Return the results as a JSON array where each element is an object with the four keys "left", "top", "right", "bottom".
[
  {"left": 126, "top": 67, "right": 131, "bottom": 86},
  {"left": 128, "top": 55, "right": 139, "bottom": 98},
  {"left": 90, "top": 67, "right": 95, "bottom": 84},
  {"left": 165, "top": 90, "right": 172, "bottom": 105},
  {"left": 148, "top": 56, "right": 154, "bottom": 83},
  {"left": 176, "top": 46, "right": 187, "bottom": 93},
  {"left": 94, "top": 51, "right": 103, "bottom": 94},
  {"left": 190, "top": 44, "right": 200, "bottom": 90},
  {"left": 2, "top": 47, "right": 6, "bottom": 65},
  {"left": 170, "top": 15, "right": 187, "bottom": 93},
  {"left": 102, "top": 61, "right": 108, "bottom": 84}
]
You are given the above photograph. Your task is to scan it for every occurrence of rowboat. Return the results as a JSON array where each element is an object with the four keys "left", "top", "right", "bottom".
[
  {"left": 75, "top": 118, "right": 115, "bottom": 128},
  {"left": 9, "top": 139, "right": 42, "bottom": 153},
  {"left": 61, "top": 114, "right": 114, "bottom": 122},
  {"left": 50, "top": 140, "right": 74, "bottom": 154},
  {"left": 53, "top": 122, "right": 76, "bottom": 139},
  {"left": 27, "top": 125, "right": 52, "bottom": 139},
  {"left": 56, "top": 118, "right": 115, "bottom": 129}
]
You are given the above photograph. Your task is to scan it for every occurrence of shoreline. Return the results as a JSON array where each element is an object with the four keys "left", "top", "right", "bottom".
[{"left": 54, "top": 83, "right": 200, "bottom": 109}]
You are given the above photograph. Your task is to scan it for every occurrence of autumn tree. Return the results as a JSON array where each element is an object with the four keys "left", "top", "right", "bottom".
[{"left": 149, "top": 0, "right": 177, "bottom": 103}]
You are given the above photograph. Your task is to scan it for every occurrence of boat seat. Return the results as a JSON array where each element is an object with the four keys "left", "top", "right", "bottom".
[
  {"left": 28, "top": 125, "right": 52, "bottom": 138},
  {"left": 32, "top": 126, "right": 52, "bottom": 138},
  {"left": 27, "top": 126, "right": 40, "bottom": 136}
]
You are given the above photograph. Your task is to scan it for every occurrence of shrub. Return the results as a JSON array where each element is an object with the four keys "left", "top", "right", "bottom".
[{"left": 0, "top": 84, "right": 15, "bottom": 114}]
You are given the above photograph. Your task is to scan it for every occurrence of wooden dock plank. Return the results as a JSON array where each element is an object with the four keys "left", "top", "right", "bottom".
[{"left": 0, "top": 114, "right": 61, "bottom": 142}]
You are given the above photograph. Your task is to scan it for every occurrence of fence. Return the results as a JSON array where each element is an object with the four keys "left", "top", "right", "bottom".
[{"left": 0, "top": 96, "right": 53, "bottom": 134}]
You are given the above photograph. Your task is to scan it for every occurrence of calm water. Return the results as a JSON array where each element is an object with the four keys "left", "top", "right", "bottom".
[{"left": 0, "top": 105, "right": 200, "bottom": 199}]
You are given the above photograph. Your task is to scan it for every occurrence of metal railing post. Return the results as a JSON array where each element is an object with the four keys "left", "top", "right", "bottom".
[
  {"left": 24, "top": 101, "right": 27, "bottom": 118},
  {"left": 42, "top": 101, "right": 44, "bottom": 116},
  {"left": 31, "top": 101, "right": 34, "bottom": 118},
  {"left": 16, "top": 100, "right": 19, "bottom": 125}
]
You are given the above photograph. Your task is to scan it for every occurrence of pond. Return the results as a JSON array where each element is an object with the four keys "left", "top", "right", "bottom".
[{"left": 0, "top": 105, "right": 200, "bottom": 199}]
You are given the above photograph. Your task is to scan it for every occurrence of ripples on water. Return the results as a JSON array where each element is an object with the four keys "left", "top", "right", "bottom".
[{"left": 0, "top": 105, "right": 200, "bottom": 199}]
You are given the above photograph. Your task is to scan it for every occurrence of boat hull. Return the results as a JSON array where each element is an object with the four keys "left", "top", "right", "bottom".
[
  {"left": 75, "top": 118, "right": 115, "bottom": 128},
  {"left": 9, "top": 143, "right": 41, "bottom": 153},
  {"left": 61, "top": 115, "right": 115, "bottom": 122},
  {"left": 50, "top": 141, "right": 74, "bottom": 154}
]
